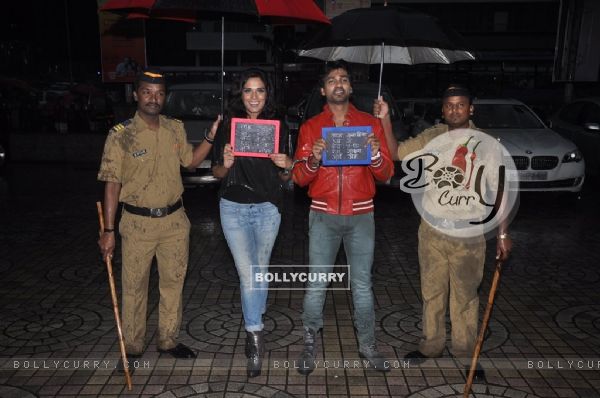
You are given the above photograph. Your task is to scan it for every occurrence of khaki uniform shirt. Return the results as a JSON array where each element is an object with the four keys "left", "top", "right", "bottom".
[
  {"left": 398, "top": 121, "right": 502, "bottom": 228},
  {"left": 98, "top": 112, "right": 193, "bottom": 208}
]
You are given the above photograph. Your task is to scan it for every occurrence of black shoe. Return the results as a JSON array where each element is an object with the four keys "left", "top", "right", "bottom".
[
  {"left": 465, "top": 365, "right": 486, "bottom": 382},
  {"left": 158, "top": 343, "right": 197, "bottom": 359},
  {"left": 245, "top": 331, "right": 264, "bottom": 378},
  {"left": 404, "top": 350, "right": 430, "bottom": 365},
  {"left": 359, "top": 344, "right": 390, "bottom": 373},
  {"left": 297, "top": 327, "right": 317, "bottom": 376},
  {"left": 116, "top": 353, "right": 141, "bottom": 374}
]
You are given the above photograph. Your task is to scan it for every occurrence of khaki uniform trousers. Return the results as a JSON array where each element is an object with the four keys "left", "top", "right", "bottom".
[
  {"left": 417, "top": 221, "right": 485, "bottom": 362},
  {"left": 119, "top": 207, "right": 190, "bottom": 354}
]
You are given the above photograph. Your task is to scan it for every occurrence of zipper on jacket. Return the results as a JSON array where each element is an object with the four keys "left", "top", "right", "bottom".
[{"left": 338, "top": 166, "right": 343, "bottom": 214}]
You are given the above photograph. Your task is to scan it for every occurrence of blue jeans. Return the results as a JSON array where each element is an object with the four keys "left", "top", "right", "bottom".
[
  {"left": 303, "top": 210, "right": 376, "bottom": 347},
  {"left": 220, "top": 198, "right": 281, "bottom": 332}
]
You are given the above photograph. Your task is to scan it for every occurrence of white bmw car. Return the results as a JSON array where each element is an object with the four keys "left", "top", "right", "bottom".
[{"left": 472, "top": 99, "right": 585, "bottom": 192}]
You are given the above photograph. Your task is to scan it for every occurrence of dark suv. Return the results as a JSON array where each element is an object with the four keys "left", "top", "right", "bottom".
[{"left": 163, "top": 83, "right": 230, "bottom": 185}]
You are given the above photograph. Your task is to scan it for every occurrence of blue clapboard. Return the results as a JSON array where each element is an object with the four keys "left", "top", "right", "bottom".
[{"left": 322, "top": 126, "right": 372, "bottom": 166}]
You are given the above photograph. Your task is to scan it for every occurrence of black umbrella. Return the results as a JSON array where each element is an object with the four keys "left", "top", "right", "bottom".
[{"left": 298, "top": 6, "right": 475, "bottom": 97}]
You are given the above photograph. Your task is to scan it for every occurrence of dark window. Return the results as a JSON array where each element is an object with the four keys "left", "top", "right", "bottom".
[
  {"left": 559, "top": 103, "right": 585, "bottom": 124},
  {"left": 579, "top": 102, "right": 600, "bottom": 125}
]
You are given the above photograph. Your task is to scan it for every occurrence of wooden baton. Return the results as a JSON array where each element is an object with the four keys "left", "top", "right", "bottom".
[
  {"left": 96, "top": 201, "right": 132, "bottom": 391},
  {"left": 464, "top": 258, "right": 504, "bottom": 397}
]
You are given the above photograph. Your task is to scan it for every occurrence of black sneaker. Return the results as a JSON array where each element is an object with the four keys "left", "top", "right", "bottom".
[
  {"left": 158, "top": 343, "right": 197, "bottom": 359},
  {"left": 116, "top": 353, "right": 141, "bottom": 374},
  {"left": 404, "top": 350, "right": 430, "bottom": 365},
  {"left": 359, "top": 344, "right": 390, "bottom": 372},
  {"left": 297, "top": 327, "right": 317, "bottom": 376}
]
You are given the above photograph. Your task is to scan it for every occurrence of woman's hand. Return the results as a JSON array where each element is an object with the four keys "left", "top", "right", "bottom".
[
  {"left": 223, "top": 143, "right": 235, "bottom": 169},
  {"left": 269, "top": 153, "right": 293, "bottom": 169}
]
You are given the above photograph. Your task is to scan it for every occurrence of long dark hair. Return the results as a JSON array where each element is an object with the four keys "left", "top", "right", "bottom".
[{"left": 227, "top": 68, "right": 276, "bottom": 119}]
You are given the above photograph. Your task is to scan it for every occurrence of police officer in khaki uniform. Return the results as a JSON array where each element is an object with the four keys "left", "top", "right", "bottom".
[
  {"left": 98, "top": 69, "right": 218, "bottom": 359},
  {"left": 377, "top": 85, "right": 513, "bottom": 380}
]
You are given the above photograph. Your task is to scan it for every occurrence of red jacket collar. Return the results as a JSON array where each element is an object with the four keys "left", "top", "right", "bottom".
[{"left": 321, "top": 102, "right": 360, "bottom": 124}]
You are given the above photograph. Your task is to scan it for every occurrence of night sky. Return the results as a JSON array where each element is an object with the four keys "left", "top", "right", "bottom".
[{"left": 3, "top": 1, "right": 104, "bottom": 80}]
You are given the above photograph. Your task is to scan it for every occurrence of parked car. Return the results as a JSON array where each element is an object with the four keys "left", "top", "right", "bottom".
[
  {"left": 472, "top": 98, "right": 585, "bottom": 192},
  {"left": 394, "top": 98, "right": 585, "bottom": 192},
  {"left": 550, "top": 97, "right": 600, "bottom": 176},
  {"left": 163, "top": 83, "right": 230, "bottom": 185}
]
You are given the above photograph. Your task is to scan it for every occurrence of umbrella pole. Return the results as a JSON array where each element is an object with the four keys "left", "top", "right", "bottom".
[
  {"left": 377, "top": 42, "right": 384, "bottom": 98},
  {"left": 221, "top": 16, "right": 225, "bottom": 117}
]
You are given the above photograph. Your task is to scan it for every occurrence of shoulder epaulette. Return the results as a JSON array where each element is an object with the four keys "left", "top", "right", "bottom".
[
  {"left": 164, "top": 115, "right": 183, "bottom": 123},
  {"left": 109, "top": 119, "right": 132, "bottom": 133}
]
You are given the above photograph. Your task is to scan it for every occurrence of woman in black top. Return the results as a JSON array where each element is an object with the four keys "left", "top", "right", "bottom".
[{"left": 211, "top": 68, "right": 293, "bottom": 378}]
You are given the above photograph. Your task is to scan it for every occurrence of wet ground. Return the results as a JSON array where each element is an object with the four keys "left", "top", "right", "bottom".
[{"left": 0, "top": 163, "right": 599, "bottom": 397}]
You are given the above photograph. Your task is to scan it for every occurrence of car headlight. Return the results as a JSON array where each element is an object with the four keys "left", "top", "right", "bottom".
[{"left": 562, "top": 149, "right": 583, "bottom": 163}]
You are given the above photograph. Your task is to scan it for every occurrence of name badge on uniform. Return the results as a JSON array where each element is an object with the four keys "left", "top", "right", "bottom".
[{"left": 132, "top": 149, "right": 147, "bottom": 158}]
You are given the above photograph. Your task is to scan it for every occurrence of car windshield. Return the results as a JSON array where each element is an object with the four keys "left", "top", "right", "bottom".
[
  {"left": 473, "top": 104, "right": 545, "bottom": 129},
  {"left": 164, "top": 89, "right": 222, "bottom": 119}
]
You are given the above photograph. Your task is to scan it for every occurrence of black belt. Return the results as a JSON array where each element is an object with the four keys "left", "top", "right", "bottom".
[{"left": 123, "top": 199, "right": 183, "bottom": 218}]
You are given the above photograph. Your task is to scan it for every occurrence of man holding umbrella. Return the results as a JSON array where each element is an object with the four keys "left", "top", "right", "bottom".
[{"left": 292, "top": 61, "right": 394, "bottom": 375}]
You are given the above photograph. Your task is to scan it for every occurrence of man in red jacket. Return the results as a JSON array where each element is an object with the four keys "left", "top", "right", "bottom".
[{"left": 292, "top": 61, "right": 394, "bottom": 375}]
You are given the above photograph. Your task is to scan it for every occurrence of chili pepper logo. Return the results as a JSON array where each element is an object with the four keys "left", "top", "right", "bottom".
[
  {"left": 451, "top": 136, "right": 473, "bottom": 173},
  {"left": 465, "top": 140, "right": 482, "bottom": 189},
  {"left": 448, "top": 136, "right": 482, "bottom": 189}
]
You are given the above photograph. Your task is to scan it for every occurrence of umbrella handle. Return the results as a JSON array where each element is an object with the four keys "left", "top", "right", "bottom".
[
  {"left": 221, "top": 16, "right": 225, "bottom": 118},
  {"left": 377, "top": 42, "right": 384, "bottom": 98}
]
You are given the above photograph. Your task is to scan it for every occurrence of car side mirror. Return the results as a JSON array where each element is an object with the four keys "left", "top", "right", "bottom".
[{"left": 584, "top": 122, "right": 600, "bottom": 132}]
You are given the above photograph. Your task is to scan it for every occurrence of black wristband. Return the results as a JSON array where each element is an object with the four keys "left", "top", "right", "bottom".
[
  {"left": 103, "top": 228, "right": 115, "bottom": 233},
  {"left": 204, "top": 131, "right": 215, "bottom": 144}
]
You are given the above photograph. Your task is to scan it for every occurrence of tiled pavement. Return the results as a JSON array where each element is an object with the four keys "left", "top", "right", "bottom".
[{"left": 1, "top": 163, "right": 599, "bottom": 397}]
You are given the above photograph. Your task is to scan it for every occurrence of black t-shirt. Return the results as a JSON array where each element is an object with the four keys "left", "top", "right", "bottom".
[{"left": 212, "top": 116, "right": 289, "bottom": 212}]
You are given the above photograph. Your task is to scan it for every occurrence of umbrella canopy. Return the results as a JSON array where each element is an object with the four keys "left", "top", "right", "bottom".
[
  {"left": 151, "top": 0, "right": 330, "bottom": 25},
  {"left": 100, "top": 0, "right": 329, "bottom": 113},
  {"left": 298, "top": 6, "right": 475, "bottom": 64},
  {"left": 298, "top": 6, "right": 475, "bottom": 96},
  {"left": 102, "top": 0, "right": 330, "bottom": 25}
]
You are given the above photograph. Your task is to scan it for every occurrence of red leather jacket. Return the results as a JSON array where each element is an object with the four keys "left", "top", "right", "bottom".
[{"left": 292, "top": 103, "right": 394, "bottom": 215}]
